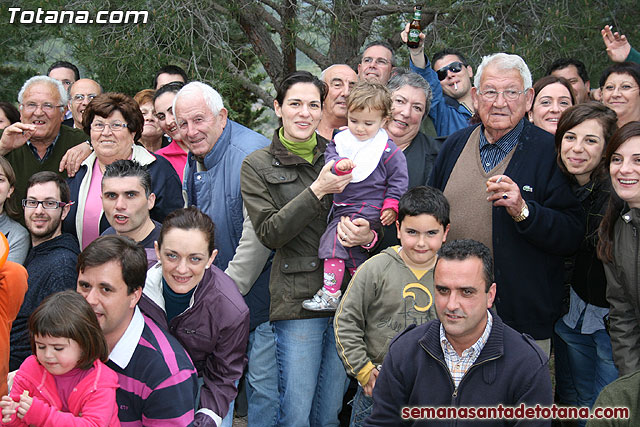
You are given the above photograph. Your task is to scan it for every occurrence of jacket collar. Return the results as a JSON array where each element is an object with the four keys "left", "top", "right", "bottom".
[
  {"left": 419, "top": 310, "right": 504, "bottom": 364},
  {"left": 621, "top": 204, "right": 640, "bottom": 226},
  {"left": 190, "top": 119, "right": 233, "bottom": 171},
  {"left": 80, "top": 144, "right": 157, "bottom": 168},
  {"left": 269, "top": 128, "right": 328, "bottom": 166},
  {"left": 143, "top": 262, "right": 219, "bottom": 313}
]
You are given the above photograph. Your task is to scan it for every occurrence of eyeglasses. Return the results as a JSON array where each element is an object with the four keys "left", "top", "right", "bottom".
[
  {"left": 436, "top": 61, "right": 465, "bottom": 81},
  {"left": 477, "top": 89, "right": 525, "bottom": 101},
  {"left": 22, "top": 199, "right": 73, "bottom": 210},
  {"left": 362, "top": 57, "right": 391, "bottom": 67},
  {"left": 91, "top": 121, "right": 129, "bottom": 132},
  {"left": 21, "top": 102, "right": 63, "bottom": 113},
  {"left": 72, "top": 94, "right": 98, "bottom": 103},
  {"left": 602, "top": 83, "right": 639, "bottom": 94}
]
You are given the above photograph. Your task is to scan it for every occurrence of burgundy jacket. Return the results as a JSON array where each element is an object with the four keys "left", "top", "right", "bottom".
[{"left": 140, "top": 263, "right": 249, "bottom": 426}]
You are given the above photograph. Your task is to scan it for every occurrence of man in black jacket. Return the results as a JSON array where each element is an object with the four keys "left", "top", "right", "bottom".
[{"left": 366, "top": 240, "right": 552, "bottom": 426}]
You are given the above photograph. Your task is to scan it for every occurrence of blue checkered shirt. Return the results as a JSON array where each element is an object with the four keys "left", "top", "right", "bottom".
[{"left": 478, "top": 119, "right": 524, "bottom": 172}]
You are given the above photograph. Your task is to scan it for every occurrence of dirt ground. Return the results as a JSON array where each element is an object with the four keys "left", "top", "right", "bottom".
[{"left": 232, "top": 416, "right": 248, "bottom": 426}]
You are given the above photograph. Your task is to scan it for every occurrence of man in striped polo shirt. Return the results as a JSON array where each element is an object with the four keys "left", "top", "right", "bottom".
[{"left": 76, "top": 234, "right": 198, "bottom": 426}]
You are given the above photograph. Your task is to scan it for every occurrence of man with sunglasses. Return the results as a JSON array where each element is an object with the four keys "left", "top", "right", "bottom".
[
  {"left": 401, "top": 25, "right": 474, "bottom": 137},
  {"left": 0, "top": 76, "right": 88, "bottom": 214},
  {"left": 65, "top": 78, "right": 102, "bottom": 131},
  {"left": 10, "top": 171, "right": 80, "bottom": 371}
]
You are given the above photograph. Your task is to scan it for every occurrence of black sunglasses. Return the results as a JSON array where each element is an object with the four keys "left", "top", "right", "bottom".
[{"left": 436, "top": 61, "right": 465, "bottom": 81}]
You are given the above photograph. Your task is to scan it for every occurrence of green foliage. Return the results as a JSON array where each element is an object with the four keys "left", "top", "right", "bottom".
[
  {"left": 421, "top": 0, "right": 640, "bottom": 83},
  {"left": 0, "top": 1, "right": 68, "bottom": 102},
  {"left": 2, "top": 0, "right": 640, "bottom": 128}
]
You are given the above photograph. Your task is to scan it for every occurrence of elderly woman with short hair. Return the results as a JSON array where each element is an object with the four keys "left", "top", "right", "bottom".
[
  {"left": 600, "top": 62, "right": 640, "bottom": 127},
  {"left": 374, "top": 69, "right": 439, "bottom": 251},
  {"left": 63, "top": 92, "right": 182, "bottom": 249}
]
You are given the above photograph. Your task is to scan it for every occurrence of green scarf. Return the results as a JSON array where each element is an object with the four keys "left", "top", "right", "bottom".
[{"left": 279, "top": 128, "right": 317, "bottom": 163}]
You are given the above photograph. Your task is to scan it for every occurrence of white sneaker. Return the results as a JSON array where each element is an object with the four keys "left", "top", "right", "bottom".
[{"left": 302, "top": 288, "right": 342, "bottom": 311}]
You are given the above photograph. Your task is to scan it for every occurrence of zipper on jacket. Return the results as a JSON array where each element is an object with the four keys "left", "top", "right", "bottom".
[
  {"left": 635, "top": 226, "right": 639, "bottom": 297},
  {"left": 421, "top": 343, "right": 457, "bottom": 399},
  {"left": 421, "top": 342, "right": 501, "bottom": 401}
]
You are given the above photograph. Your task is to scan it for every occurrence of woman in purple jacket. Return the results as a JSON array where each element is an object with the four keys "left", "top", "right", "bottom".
[{"left": 139, "top": 207, "right": 250, "bottom": 427}]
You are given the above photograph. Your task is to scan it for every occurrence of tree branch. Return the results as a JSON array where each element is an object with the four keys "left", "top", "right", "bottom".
[
  {"left": 227, "top": 62, "right": 274, "bottom": 106},
  {"left": 300, "top": 0, "right": 334, "bottom": 16}
]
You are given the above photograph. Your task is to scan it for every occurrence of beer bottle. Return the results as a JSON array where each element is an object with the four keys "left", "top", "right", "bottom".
[{"left": 407, "top": 6, "right": 422, "bottom": 49}]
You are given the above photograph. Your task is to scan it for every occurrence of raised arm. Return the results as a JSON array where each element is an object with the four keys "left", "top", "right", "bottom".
[{"left": 601, "top": 25, "right": 633, "bottom": 63}]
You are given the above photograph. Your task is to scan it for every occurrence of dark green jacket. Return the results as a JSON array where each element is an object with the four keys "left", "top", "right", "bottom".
[
  {"left": 240, "top": 130, "right": 343, "bottom": 321},
  {"left": 587, "top": 369, "right": 638, "bottom": 426},
  {"left": 604, "top": 207, "right": 640, "bottom": 376}
]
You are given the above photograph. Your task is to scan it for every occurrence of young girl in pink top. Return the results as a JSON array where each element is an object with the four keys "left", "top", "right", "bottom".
[{"left": 0, "top": 290, "right": 120, "bottom": 426}]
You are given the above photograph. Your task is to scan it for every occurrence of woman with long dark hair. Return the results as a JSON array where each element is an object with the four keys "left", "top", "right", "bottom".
[
  {"left": 552, "top": 103, "right": 618, "bottom": 415},
  {"left": 598, "top": 121, "right": 640, "bottom": 377}
]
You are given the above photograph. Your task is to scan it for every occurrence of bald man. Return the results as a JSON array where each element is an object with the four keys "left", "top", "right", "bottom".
[
  {"left": 316, "top": 64, "right": 357, "bottom": 140},
  {"left": 66, "top": 79, "right": 102, "bottom": 130}
]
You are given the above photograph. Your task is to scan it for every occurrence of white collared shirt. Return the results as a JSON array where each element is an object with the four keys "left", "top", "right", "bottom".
[{"left": 108, "top": 306, "right": 145, "bottom": 369}]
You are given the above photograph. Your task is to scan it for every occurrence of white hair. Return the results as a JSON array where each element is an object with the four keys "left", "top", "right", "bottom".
[
  {"left": 17, "top": 76, "right": 68, "bottom": 112},
  {"left": 474, "top": 53, "right": 532, "bottom": 90},
  {"left": 173, "top": 81, "right": 224, "bottom": 117}
]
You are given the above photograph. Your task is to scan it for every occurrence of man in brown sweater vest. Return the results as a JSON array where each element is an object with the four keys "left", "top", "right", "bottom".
[{"left": 430, "top": 53, "right": 583, "bottom": 353}]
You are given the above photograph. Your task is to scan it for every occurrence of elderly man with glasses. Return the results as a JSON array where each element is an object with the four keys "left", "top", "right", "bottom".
[
  {"left": 429, "top": 53, "right": 584, "bottom": 354},
  {"left": 0, "top": 76, "right": 88, "bottom": 212},
  {"left": 401, "top": 26, "right": 474, "bottom": 137},
  {"left": 10, "top": 171, "right": 80, "bottom": 371}
]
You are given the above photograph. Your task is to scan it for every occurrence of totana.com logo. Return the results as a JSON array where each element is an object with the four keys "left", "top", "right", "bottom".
[{"left": 7, "top": 7, "right": 148, "bottom": 24}]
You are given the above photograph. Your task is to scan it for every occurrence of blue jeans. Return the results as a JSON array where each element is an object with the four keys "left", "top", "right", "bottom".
[
  {"left": 220, "top": 399, "right": 235, "bottom": 427},
  {"left": 554, "top": 317, "right": 618, "bottom": 422},
  {"left": 349, "top": 385, "right": 373, "bottom": 427},
  {"left": 273, "top": 317, "right": 349, "bottom": 427},
  {"left": 552, "top": 330, "right": 578, "bottom": 405},
  {"left": 246, "top": 321, "right": 279, "bottom": 427},
  {"left": 196, "top": 377, "right": 236, "bottom": 427}
]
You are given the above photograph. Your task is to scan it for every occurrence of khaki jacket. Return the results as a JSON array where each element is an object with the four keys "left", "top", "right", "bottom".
[
  {"left": 240, "top": 130, "right": 340, "bottom": 321},
  {"left": 605, "top": 207, "right": 640, "bottom": 376}
]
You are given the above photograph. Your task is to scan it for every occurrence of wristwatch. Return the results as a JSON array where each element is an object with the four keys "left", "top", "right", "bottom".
[{"left": 512, "top": 203, "right": 529, "bottom": 222}]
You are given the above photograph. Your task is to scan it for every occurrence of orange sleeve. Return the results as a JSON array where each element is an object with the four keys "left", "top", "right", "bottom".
[{"left": 0, "top": 261, "right": 28, "bottom": 396}]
